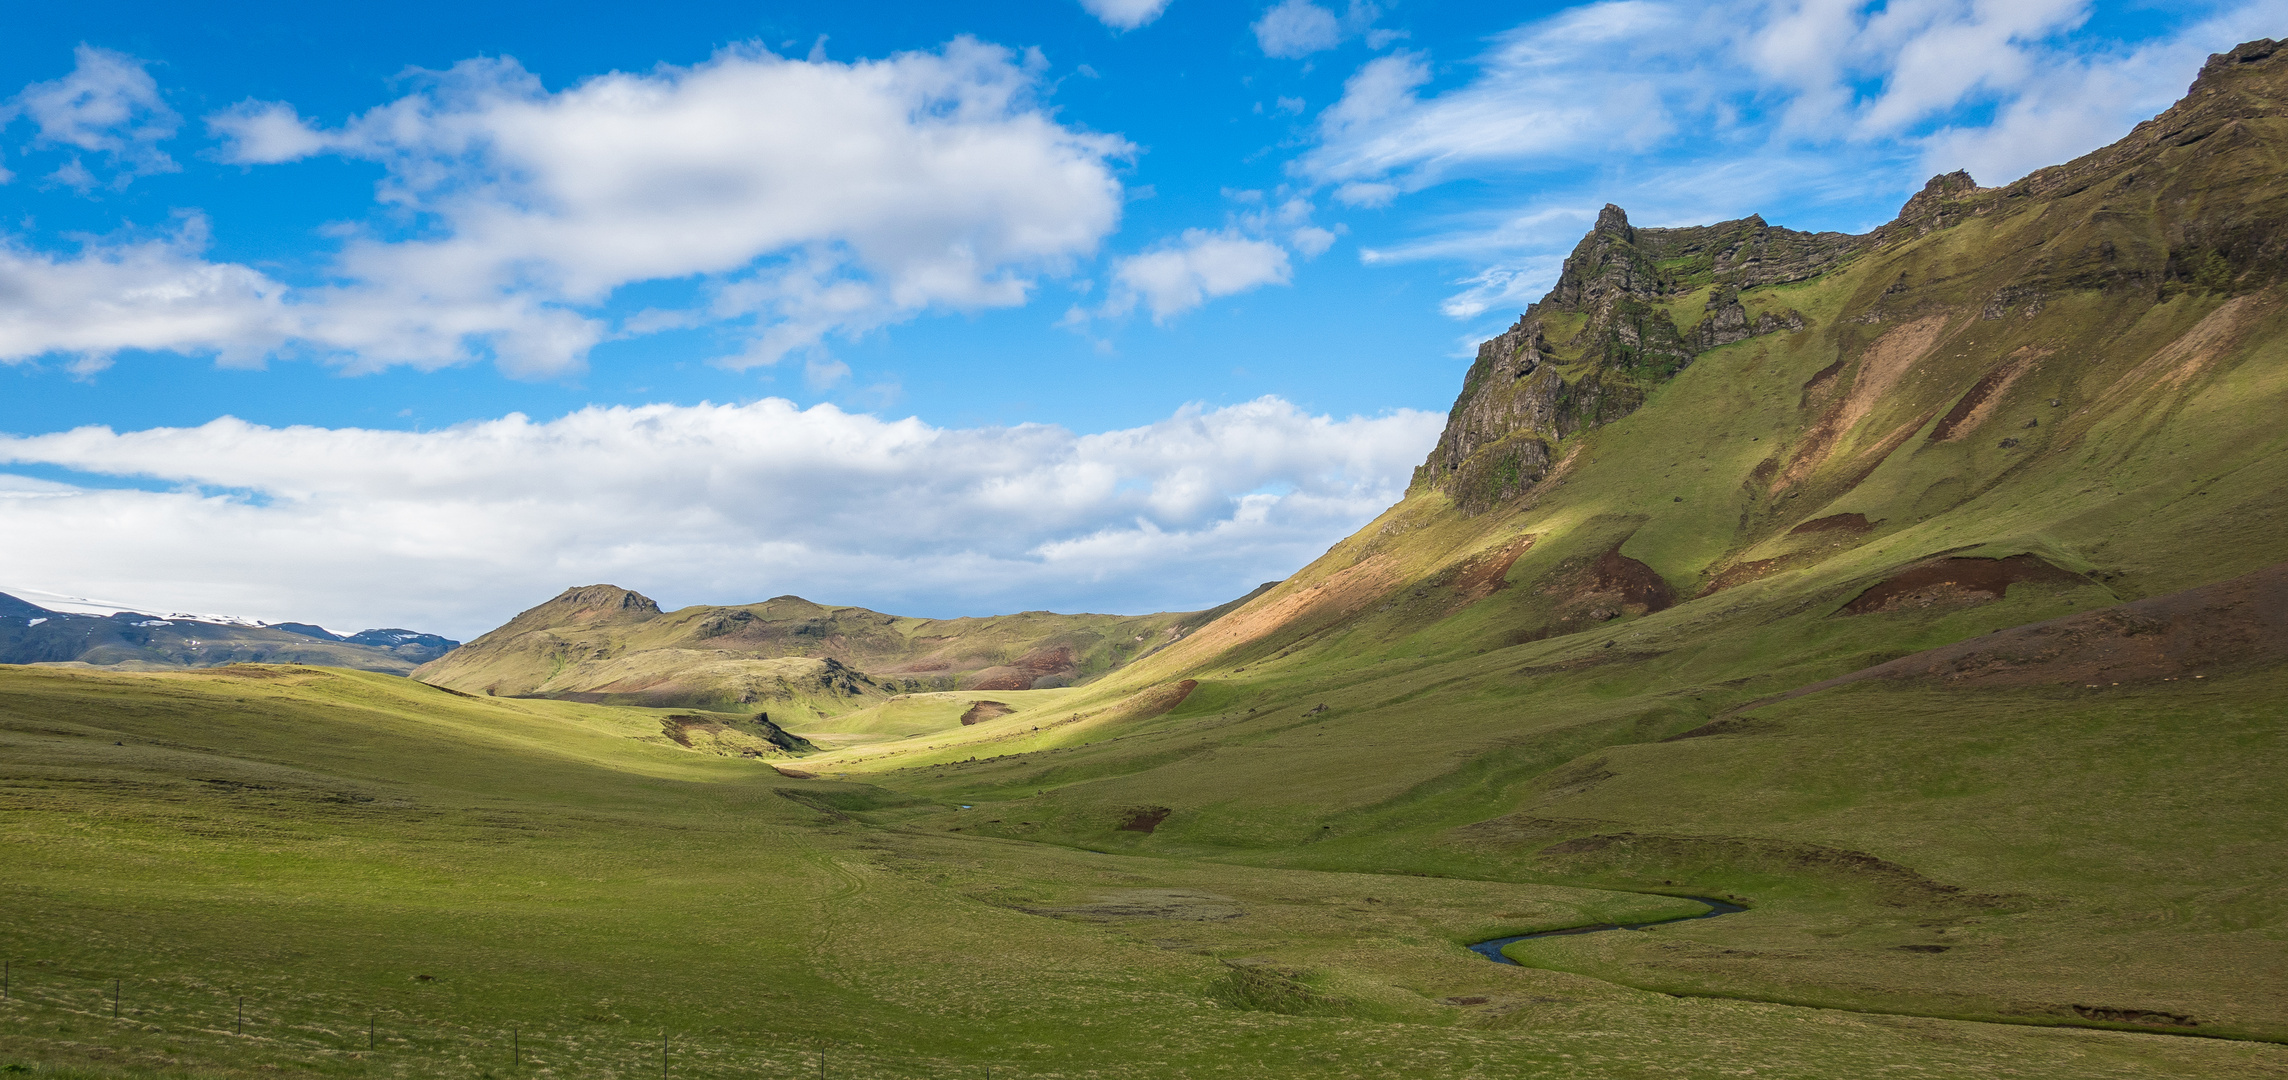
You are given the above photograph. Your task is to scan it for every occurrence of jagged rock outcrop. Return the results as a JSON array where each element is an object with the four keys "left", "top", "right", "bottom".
[
  {"left": 1421, "top": 29, "right": 2287, "bottom": 518},
  {"left": 1416, "top": 205, "right": 1845, "bottom": 513}
]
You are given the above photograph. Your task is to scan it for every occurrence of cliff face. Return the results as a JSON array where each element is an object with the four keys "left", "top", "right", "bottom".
[
  {"left": 1417, "top": 207, "right": 1847, "bottom": 513},
  {"left": 1418, "top": 37, "right": 2288, "bottom": 516}
]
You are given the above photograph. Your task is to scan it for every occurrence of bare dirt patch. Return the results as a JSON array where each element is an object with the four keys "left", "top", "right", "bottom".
[
  {"left": 966, "top": 646, "right": 1077, "bottom": 691},
  {"left": 1798, "top": 356, "right": 1846, "bottom": 408},
  {"left": 1515, "top": 545, "right": 1679, "bottom": 642},
  {"left": 2073, "top": 1005, "right": 2199, "bottom": 1028},
  {"left": 1776, "top": 560, "right": 2288, "bottom": 694},
  {"left": 1929, "top": 348, "right": 2044, "bottom": 442},
  {"left": 1118, "top": 806, "right": 1173, "bottom": 833},
  {"left": 958, "top": 700, "right": 1016, "bottom": 726},
  {"left": 1839, "top": 554, "right": 2086, "bottom": 614},
  {"left": 1440, "top": 535, "right": 1538, "bottom": 608},
  {"left": 2099, "top": 291, "right": 2271, "bottom": 411},
  {"left": 1592, "top": 548, "right": 1677, "bottom": 613},
  {"left": 1772, "top": 316, "right": 1949, "bottom": 493},
  {"left": 1698, "top": 556, "right": 1796, "bottom": 597}
]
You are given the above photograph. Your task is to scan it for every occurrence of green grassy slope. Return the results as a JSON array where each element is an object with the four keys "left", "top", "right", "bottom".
[
  {"left": 10, "top": 39, "right": 2288, "bottom": 1080},
  {"left": 413, "top": 584, "right": 1271, "bottom": 713},
  {"left": 23, "top": 665, "right": 2274, "bottom": 1079},
  {"left": 762, "top": 40, "right": 2288, "bottom": 1043}
]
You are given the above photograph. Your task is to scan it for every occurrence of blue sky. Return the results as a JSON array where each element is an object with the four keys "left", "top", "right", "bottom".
[{"left": 0, "top": 0, "right": 2280, "bottom": 635}]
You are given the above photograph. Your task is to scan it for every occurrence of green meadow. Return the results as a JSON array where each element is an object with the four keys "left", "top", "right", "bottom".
[{"left": 3, "top": 659, "right": 2283, "bottom": 1080}]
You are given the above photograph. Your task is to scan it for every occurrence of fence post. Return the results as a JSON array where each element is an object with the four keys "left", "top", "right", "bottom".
[
  {"left": 370, "top": 1014, "right": 376, "bottom": 1050},
  {"left": 513, "top": 1024, "right": 520, "bottom": 1066},
  {"left": 662, "top": 1030, "right": 669, "bottom": 1079},
  {"left": 3, "top": 959, "right": 8, "bottom": 1000},
  {"left": 112, "top": 979, "right": 120, "bottom": 1018},
  {"left": 237, "top": 996, "right": 244, "bottom": 1035}
]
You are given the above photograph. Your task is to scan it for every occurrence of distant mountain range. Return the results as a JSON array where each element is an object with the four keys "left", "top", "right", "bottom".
[{"left": 0, "top": 590, "right": 457, "bottom": 674}]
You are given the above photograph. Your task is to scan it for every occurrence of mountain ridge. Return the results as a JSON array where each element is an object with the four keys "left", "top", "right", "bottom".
[{"left": 0, "top": 589, "right": 460, "bottom": 673}]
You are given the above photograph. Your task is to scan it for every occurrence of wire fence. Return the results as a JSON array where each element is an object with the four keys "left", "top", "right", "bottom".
[{"left": 0, "top": 960, "right": 1019, "bottom": 1080}]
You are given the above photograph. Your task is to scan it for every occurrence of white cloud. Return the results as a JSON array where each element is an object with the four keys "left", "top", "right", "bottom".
[
  {"left": 22, "top": 39, "right": 1131, "bottom": 378},
  {"left": 0, "top": 217, "right": 290, "bottom": 372},
  {"left": 10, "top": 45, "right": 181, "bottom": 188},
  {"left": 1079, "top": 0, "right": 1174, "bottom": 30},
  {"left": 1256, "top": 1, "right": 1345, "bottom": 58},
  {"left": 1107, "top": 229, "right": 1292, "bottom": 321},
  {"left": 1255, "top": 1, "right": 1383, "bottom": 59},
  {"left": 0, "top": 398, "right": 1441, "bottom": 637},
  {"left": 1305, "top": 0, "right": 2288, "bottom": 319},
  {"left": 206, "top": 100, "right": 329, "bottom": 164}
]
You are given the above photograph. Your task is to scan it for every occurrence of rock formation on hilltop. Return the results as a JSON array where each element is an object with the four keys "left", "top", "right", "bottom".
[
  {"left": 1416, "top": 37, "right": 2288, "bottom": 516},
  {"left": 1416, "top": 206, "right": 1844, "bottom": 513}
]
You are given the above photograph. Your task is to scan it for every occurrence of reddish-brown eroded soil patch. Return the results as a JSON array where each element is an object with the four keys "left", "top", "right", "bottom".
[
  {"left": 1441, "top": 535, "right": 1537, "bottom": 607},
  {"left": 1592, "top": 548, "right": 1677, "bottom": 613},
  {"left": 965, "top": 646, "right": 1078, "bottom": 690},
  {"left": 1699, "top": 557, "right": 1795, "bottom": 597},
  {"left": 959, "top": 700, "right": 1016, "bottom": 726},
  {"left": 1118, "top": 806, "right": 1173, "bottom": 833},
  {"left": 1840, "top": 554, "right": 2085, "bottom": 614},
  {"left": 1927, "top": 353, "right": 2036, "bottom": 442},
  {"left": 1769, "top": 560, "right": 2288, "bottom": 696}
]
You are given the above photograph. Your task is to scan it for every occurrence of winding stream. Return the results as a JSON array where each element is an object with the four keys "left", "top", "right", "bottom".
[{"left": 1467, "top": 894, "right": 1746, "bottom": 964}]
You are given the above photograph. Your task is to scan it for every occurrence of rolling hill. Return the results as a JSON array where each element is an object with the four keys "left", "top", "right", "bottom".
[
  {"left": 4, "top": 37, "right": 2288, "bottom": 1080},
  {"left": 412, "top": 581, "right": 1274, "bottom": 712}
]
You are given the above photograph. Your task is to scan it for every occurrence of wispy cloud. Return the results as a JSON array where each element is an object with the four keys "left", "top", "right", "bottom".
[
  {"left": 1300, "top": 0, "right": 2288, "bottom": 320},
  {"left": 8, "top": 45, "right": 181, "bottom": 189}
]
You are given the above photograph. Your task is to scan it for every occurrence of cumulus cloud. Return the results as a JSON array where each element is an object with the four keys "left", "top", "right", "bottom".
[
  {"left": 205, "top": 100, "right": 329, "bottom": 164},
  {"left": 7, "top": 39, "right": 1129, "bottom": 378},
  {"left": 1307, "top": 0, "right": 2288, "bottom": 319},
  {"left": 1079, "top": 0, "right": 1173, "bottom": 30},
  {"left": 0, "top": 216, "right": 290, "bottom": 372},
  {"left": 0, "top": 398, "right": 1440, "bottom": 637},
  {"left": 9, "top": 45, "right": 181, "bottom": 188},
  {"left": 1107, "top": 229, "right": 1292, "bottom": 321}
]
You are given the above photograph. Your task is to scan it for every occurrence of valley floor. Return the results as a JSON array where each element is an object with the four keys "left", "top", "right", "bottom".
[{"left": 2, "top": 665, "right": 2282, "bottom": 1079}]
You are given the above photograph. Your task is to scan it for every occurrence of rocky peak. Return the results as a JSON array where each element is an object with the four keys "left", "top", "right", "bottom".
[
  {"left": 1417, "top": 37, "right": 2288, "bottom": 516},
  {"left": 496, "top": 585, "right": 663, "bottom": 637}
]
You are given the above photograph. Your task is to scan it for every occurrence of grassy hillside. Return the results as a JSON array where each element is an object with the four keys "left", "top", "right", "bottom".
[
  {"left": 4, "top": 664, "right": 2279, "bottom": 1080},
  {"left": 8, "top": 38, "right": 2288, "bottom": 1080},
  {"left": 413, "top": 584, "right": 1273, "bottom": 712},
  {"left": 752, "top": 38, "right": 2288, "bottom": 1044}
]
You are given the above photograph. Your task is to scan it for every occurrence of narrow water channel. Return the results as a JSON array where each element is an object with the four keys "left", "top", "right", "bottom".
[{"left": 1468, "top": 895, "right": 1746, "bottom": 964}]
